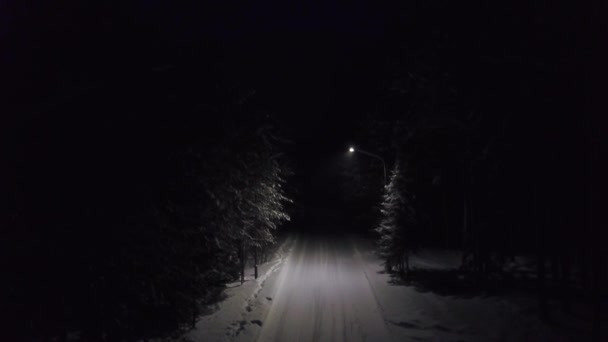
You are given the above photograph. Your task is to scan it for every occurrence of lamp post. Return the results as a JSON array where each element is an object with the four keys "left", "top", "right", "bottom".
[{"left": 348, "top": 146, "right": 387, "bottom": 185}]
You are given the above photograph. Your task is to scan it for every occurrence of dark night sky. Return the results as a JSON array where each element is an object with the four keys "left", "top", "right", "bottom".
[
  {"left": 204, "top": 2, "right": 393, "bottom": 205},
  {"left": 2, "top": 0, "right": 392, "bottom": 162},
  {"left": 2, "top": 1, "right": 599, "bottom": 226},
  {"left": 1, "top": 1, "right": 406, "bottom": 232}
]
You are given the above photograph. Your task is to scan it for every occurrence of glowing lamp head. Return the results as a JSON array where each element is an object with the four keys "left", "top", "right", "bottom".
[{"left": 349, "top": 147, "right": 355, "bottom": 153}]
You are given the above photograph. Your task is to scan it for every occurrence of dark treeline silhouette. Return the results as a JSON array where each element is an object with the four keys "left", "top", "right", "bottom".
[
  {"left": 3, "top": 65, "right": 291, "bottom": 340},
  {"left": 339, "top": 0, "right": 604, "bottom": 339}
]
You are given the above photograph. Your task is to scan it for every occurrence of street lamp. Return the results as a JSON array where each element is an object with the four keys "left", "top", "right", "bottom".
[{"left": 348, "top": 146, "right": 387, "bottom": 185}]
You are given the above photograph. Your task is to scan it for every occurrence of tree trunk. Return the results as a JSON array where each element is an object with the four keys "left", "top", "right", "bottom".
[
  {"left": 580, "top": 247, "right": 589, "bottom": 291},
  {"left": 240, "top": 241, "right": 245, "bottom": 285},
  {"left": 560, "top": 250, "right": 571, "bottom": 313},
  {"left": 591, "top": 231, "right": 602, "bottom": 341},
  {"left": 461, "top": 189, "right": 469, "bottom": 267},
  {"left": 254, "top": 245, "right": 258, "bottom": 279},
  {"left": 535, "top": 184, "right": 549, "bottom": 320},
  {"left": 551, "top": 254, "right": 559, "bottom": 283},
  {"left": 592, "top": 253, "right": 600, "bottom": 341},
  {"left": 442, "top": 190, "right": 450, "bottom": 248},
  {"left": 538, "top": 252, "right": 548, "bottom": 319}
]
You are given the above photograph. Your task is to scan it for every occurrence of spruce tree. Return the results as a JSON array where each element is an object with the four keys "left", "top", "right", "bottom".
[{"left": 375, "top": 161, "right": 416, "bottom": 277}]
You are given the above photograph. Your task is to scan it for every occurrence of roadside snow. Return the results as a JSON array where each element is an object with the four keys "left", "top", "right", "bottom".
[
  {"left": 351, "top": 237, "right": 575, "bottom": 341},
  {"left": 184, "top": 237, "right": 294, "bottom": 342}
]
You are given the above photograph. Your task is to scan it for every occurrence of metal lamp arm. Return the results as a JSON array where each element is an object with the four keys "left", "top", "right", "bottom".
[
  {"left": 354, "top": 148, "right": 388, "bottom": 185},
  {"left": 355, "top": 149, "right": 384, "bottom": 163}
]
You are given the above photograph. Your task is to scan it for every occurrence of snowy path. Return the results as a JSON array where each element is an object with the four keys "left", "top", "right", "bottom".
[
  {"left": 185, "top": 233, "right": 568, "bottom": 342},
  {"left": 256, "top": 234, "right": 393, "bottom": 342}
]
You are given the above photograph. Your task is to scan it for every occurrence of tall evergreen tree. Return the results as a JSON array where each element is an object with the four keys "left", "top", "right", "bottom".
[{"left": 375, "top": 161, "right": 416, "bottom": 277}]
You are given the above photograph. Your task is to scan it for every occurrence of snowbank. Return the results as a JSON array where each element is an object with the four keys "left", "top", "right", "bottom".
[
  {"left": 183, "top": 237, "right": 294, "bottom": 342},
  {"left": 352, "top": 237, "right": 584, "bottom": 341}
]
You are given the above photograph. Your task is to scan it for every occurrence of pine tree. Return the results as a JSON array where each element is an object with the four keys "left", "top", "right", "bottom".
[{"left": 375, "top": 161, "right": 416, "bottom": 277}]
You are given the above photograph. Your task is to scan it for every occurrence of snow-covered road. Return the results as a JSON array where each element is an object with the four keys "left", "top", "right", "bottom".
[
  {"left": 186, "top": 233, "right": 567, "bottom": 342},
  {"left": 256, "top": 234, "right": 393, "bottom": 342}
]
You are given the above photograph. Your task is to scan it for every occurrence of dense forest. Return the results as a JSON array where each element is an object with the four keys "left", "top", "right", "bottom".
[
  {"left": 3, "top": 68, "right": 293, "bottom": 340},
  {"left": 338, "top": 0, "right": 605, "bottom": 338}
]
